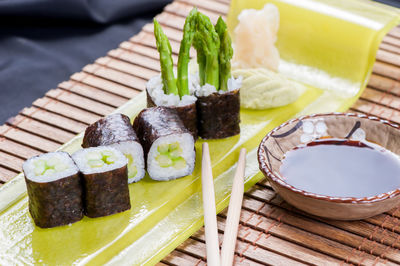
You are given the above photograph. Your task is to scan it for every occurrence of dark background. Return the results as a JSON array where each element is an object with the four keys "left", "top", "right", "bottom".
[
  {"left": 376, "top": 0, "right": 400, "bottom": 8},
  {"left": 0, "top": 0, "right": 398, "bottom": 124},
  {"left": 0, "top": 0, "right": 171, "bottom": 124}
]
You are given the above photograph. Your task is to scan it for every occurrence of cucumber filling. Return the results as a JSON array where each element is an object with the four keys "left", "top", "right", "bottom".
[
  {"left": 124, "top": 153, "right": 138, "bottom": 178},
  {"left": 156, "top": 142, "right": 187, "bottom": 169},
  {"left": 86, "top": 150, "right": 117, "bottom": 168},
  {"left": 33, "top": 157, "right": 68, "bottom": 176}
]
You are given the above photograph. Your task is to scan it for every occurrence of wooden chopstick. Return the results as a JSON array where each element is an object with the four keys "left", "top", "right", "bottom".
[
  {"left": 201, "top": 142, "right": 221, "bottom": 266},
  {"left": 221, "top": 148, "right": 246, "bottom": 266}
]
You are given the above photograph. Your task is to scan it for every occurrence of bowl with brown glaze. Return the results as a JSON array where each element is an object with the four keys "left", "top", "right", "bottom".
[{"left": 258, "top": 112, "right": 400, "bottom": 220}]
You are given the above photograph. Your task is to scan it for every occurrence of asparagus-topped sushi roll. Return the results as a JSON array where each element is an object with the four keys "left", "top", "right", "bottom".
[
  {"left": 147, "top": 9, "right": 198, "bottom": 138},
  {"left": 72, "top": 146, "right": 131, "bottom": 218},
  {"left": 23, "top": 152, "right": 83, "bottom": 228},
  {"left": 194, "top": 14, "right": 241, "bottom": 139},
  {"left": 82, "top": 113, "right": 145, "bottom": 183},
  {"left": 133, "top": 106, "right": 195, "bottom": 181}
]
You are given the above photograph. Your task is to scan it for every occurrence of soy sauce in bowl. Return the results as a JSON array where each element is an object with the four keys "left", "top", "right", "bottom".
[{"left": 280, "top": 139, "right": 400, "bottom": 198}]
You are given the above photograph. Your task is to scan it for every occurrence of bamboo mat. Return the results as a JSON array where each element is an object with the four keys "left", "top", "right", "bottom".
[{"left": 2, "top": 0, "right": 400, "bottom": 265}]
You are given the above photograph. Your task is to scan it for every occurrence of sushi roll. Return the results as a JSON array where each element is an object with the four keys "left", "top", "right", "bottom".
[
  {"left": 82, "top": 113, "right": 145, "bottom": 183},
  {"left": 146, "top": 76, "right": 198, "bottom": 139},
  {"left": 72, "top": 146, "right": 131, "bottom": 218},
  {"left": 152, "top": 10, "right": 241, "bottom": 140},
  {"left": 23, "top": 152, "right": 83, "bottom": 228},
  {"left": 196, "top": 88, "right": 240, "bottom": 139},
  {"left": 133, "top": 106, "right": 196, "bottom": 181},
  {"left": 150, "top": 10, "right": 198, "bottom": 138},
  {"left": 193, "top": 14, "right": 241, "bottom": 139}
]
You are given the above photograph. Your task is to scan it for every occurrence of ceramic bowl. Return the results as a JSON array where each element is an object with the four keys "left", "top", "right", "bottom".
[{"left": 258, "top": 113, "right": 400, "bottom": 220}]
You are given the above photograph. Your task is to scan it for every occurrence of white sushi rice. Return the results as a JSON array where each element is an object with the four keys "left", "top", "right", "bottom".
[
  {"left": 147, "top": 72, "right": 242, "bottom": 102},
  {"left": 195, "top": 76, "right": 243, "bottom": 97},
  {"left": 146, "top": 74, "right": 197, "bottom": 107},
  {"left": 72, "top": 146, "right": 127, "bottom": 175},
  {"left": 23, "top": 152, "right": 78, "bottom": 183},
  {"left": 109, "top": 141, "right": 145, "bottom": 183},
  {"left": 147, "top": 133, "right": 195, "bottom": 181}
]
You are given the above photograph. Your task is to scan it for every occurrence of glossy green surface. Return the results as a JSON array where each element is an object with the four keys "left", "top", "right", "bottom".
[
  {"left": 228, "top": 0, "right": 400, "bottom": 98},
  {"left": 0, "top": 1, "right": 399, "bottom": 265}
]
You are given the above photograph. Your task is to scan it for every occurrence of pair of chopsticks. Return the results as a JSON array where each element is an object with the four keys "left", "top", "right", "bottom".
[{"left": 201, "top": 143, "right": 246, "bottom": 266}]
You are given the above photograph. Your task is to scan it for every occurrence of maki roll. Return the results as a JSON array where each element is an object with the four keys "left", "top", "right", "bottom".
[
  {"left": 146, "top": 80, "right": 197, "bottom": 139},
  {"left": 23, "top": 152, "right": 83, "bottom": 228},
  {"left": 196, "top": 88, "right": 240, "bottom": 139},
  {"left": 82, "top": 113, "right": 145, "bottom": 183},
  {"left": 133, "top": 106, "right": 195, "bottom": 181},
  {"left": 193, "top": 14, "right": 241, "bottom": 139},
  {"left": 149, "top": 10, "right": 198, "bottom": 138},
  {"left": 72, "top": 146, "right": 131, "bottom": 218}
]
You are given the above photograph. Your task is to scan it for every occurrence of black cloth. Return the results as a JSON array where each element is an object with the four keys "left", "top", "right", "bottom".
[
  {"left": 375, "top": 0, "right": 400, "bottom": 8},
  {"left": 0, "top": 0, "right": 171, "bottom": 124}
]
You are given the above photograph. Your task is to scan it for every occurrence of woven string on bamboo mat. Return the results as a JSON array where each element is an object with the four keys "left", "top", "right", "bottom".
[{"left": 1, "top": 0, "right": 400, "bottom": 264}]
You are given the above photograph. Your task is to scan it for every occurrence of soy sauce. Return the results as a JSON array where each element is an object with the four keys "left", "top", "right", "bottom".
[{"left": 280, "top": 139, "right": 400, "bottom": 198}]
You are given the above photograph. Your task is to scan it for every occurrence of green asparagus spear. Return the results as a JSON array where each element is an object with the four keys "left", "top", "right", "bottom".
[
  {"left": 195, "top": 12, "right": 220, "bottom": 90},
  {"left": 215, "top": 17, "right": 233, "bottom": 91},
  {"left": 177, "top": 8, "right": 197, "bottom": 97},
  {"left": 154, "top": 19, "right": 178, "bottom": 95},
  {"left": 193, "top": 32, "right": 206, "bottom": 86}
]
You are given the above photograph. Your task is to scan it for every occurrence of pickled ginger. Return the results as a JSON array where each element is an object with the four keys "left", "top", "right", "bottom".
[{"left": 233, "top": 4, "right": 280, "bottom": 71}]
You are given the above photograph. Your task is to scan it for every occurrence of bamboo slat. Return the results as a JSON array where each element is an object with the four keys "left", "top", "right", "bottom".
[
  {"left": 154, "top": 13, "right": 187, "bottom": 31},
  {"left": 108, "top": 49, "right": 161, "bottom": 71},
  {"left": 368, "top": 74, "right": 400, "bottom": 95},
  {"left": 7, "top": 115, "right": 75, "bottom": 144},
  {"left": 96, "top": 57, "right": 158, "bottom": 80},
  {"left": 177, "top": 0, "right": 230, "bottom": 14},
  {"left": 0, "top": 152, "right": 25, "bottom": 173},
  {"left": 1, "top": 0, "right": 400, "bottom": 264},
  {"left": 351, "top": 99, "right": 400, "bottom": 124},
  {"left": 0, "top": 167, "right": 19, "bottom": 183},
  {"left": 119, "top": 41, "right": 163, "bottom": 61},
  {"left": 123, "top": 41, "right": 179, "bottom": 65},
  {"left": 143, "top": 23, "right": 181, "bottom": 42},
  {"left": 46, "top": 88, "right": 115, "bottom": 116},
  {"left": 131, "top": 31, "right": 182, "bottom": 55},
  {"left": 164, "top": 1, "right": 226, "bottom": 23},
  {"left": 377, "top": 49, "right": 400, "bottom": 66},
  {"left": 362, "top": 87, "right": 400, "bottom": 110},
  {"left": 215, "top": 211, "right": 345, "bottom": 265},
  {"left": 83, "top": 64, "right": 146, "bottom": 91},
  {"left": 0, "top": 138, "right": 41, "bottom": 160},
  {"left": 373, "top": 61, "right": 400, "bottom": 80},
  {"left": 58, "top": 81, "right": 128, "bottom": 108},
  {"left": 383, "top": 35, "right": 400, "bottom": 47},
  {"left": 71, "top": 72, "right": 136, "bottom": 99},
  {"left": 161, "top": 250, "right": 207, "bottom": 266},
  {"left": 33, "top": 97, "right": 100, "bottom": 124},
  {"left": 20, "top": 107, "right": 87, "bottom": 134},
  {"left": 380, "top": 42, "right": 400, "bottom": 55},
  {"left": 0, "top": 124, "right": 60, "bottom": 153},
  {"left": 389, "top": 26, "right": 400, "bottom": 39}
]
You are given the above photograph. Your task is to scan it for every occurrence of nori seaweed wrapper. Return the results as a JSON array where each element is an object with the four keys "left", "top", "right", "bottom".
[
  {"left": 133, "top": 106, "right": 190, "bottom": 157},
  {"left": 196, "top": 89, "right": 240, "bottom": 139},
  {"left": 146, "top": 89, "right": 198, "bottom": 139},
  {"left": 82, "top": 113, "right": 139, "bottom": 148},
  {"left": 82, "top": 164, "right": 131, "bottom": 218},
  {"left": 24, "top": 171, "right": 83, "bottom": 228}
]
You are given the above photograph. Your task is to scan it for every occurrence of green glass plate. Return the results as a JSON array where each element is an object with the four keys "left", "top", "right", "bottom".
[{"left": 0, "top": 0, "right": 399, "bottom": 265}]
